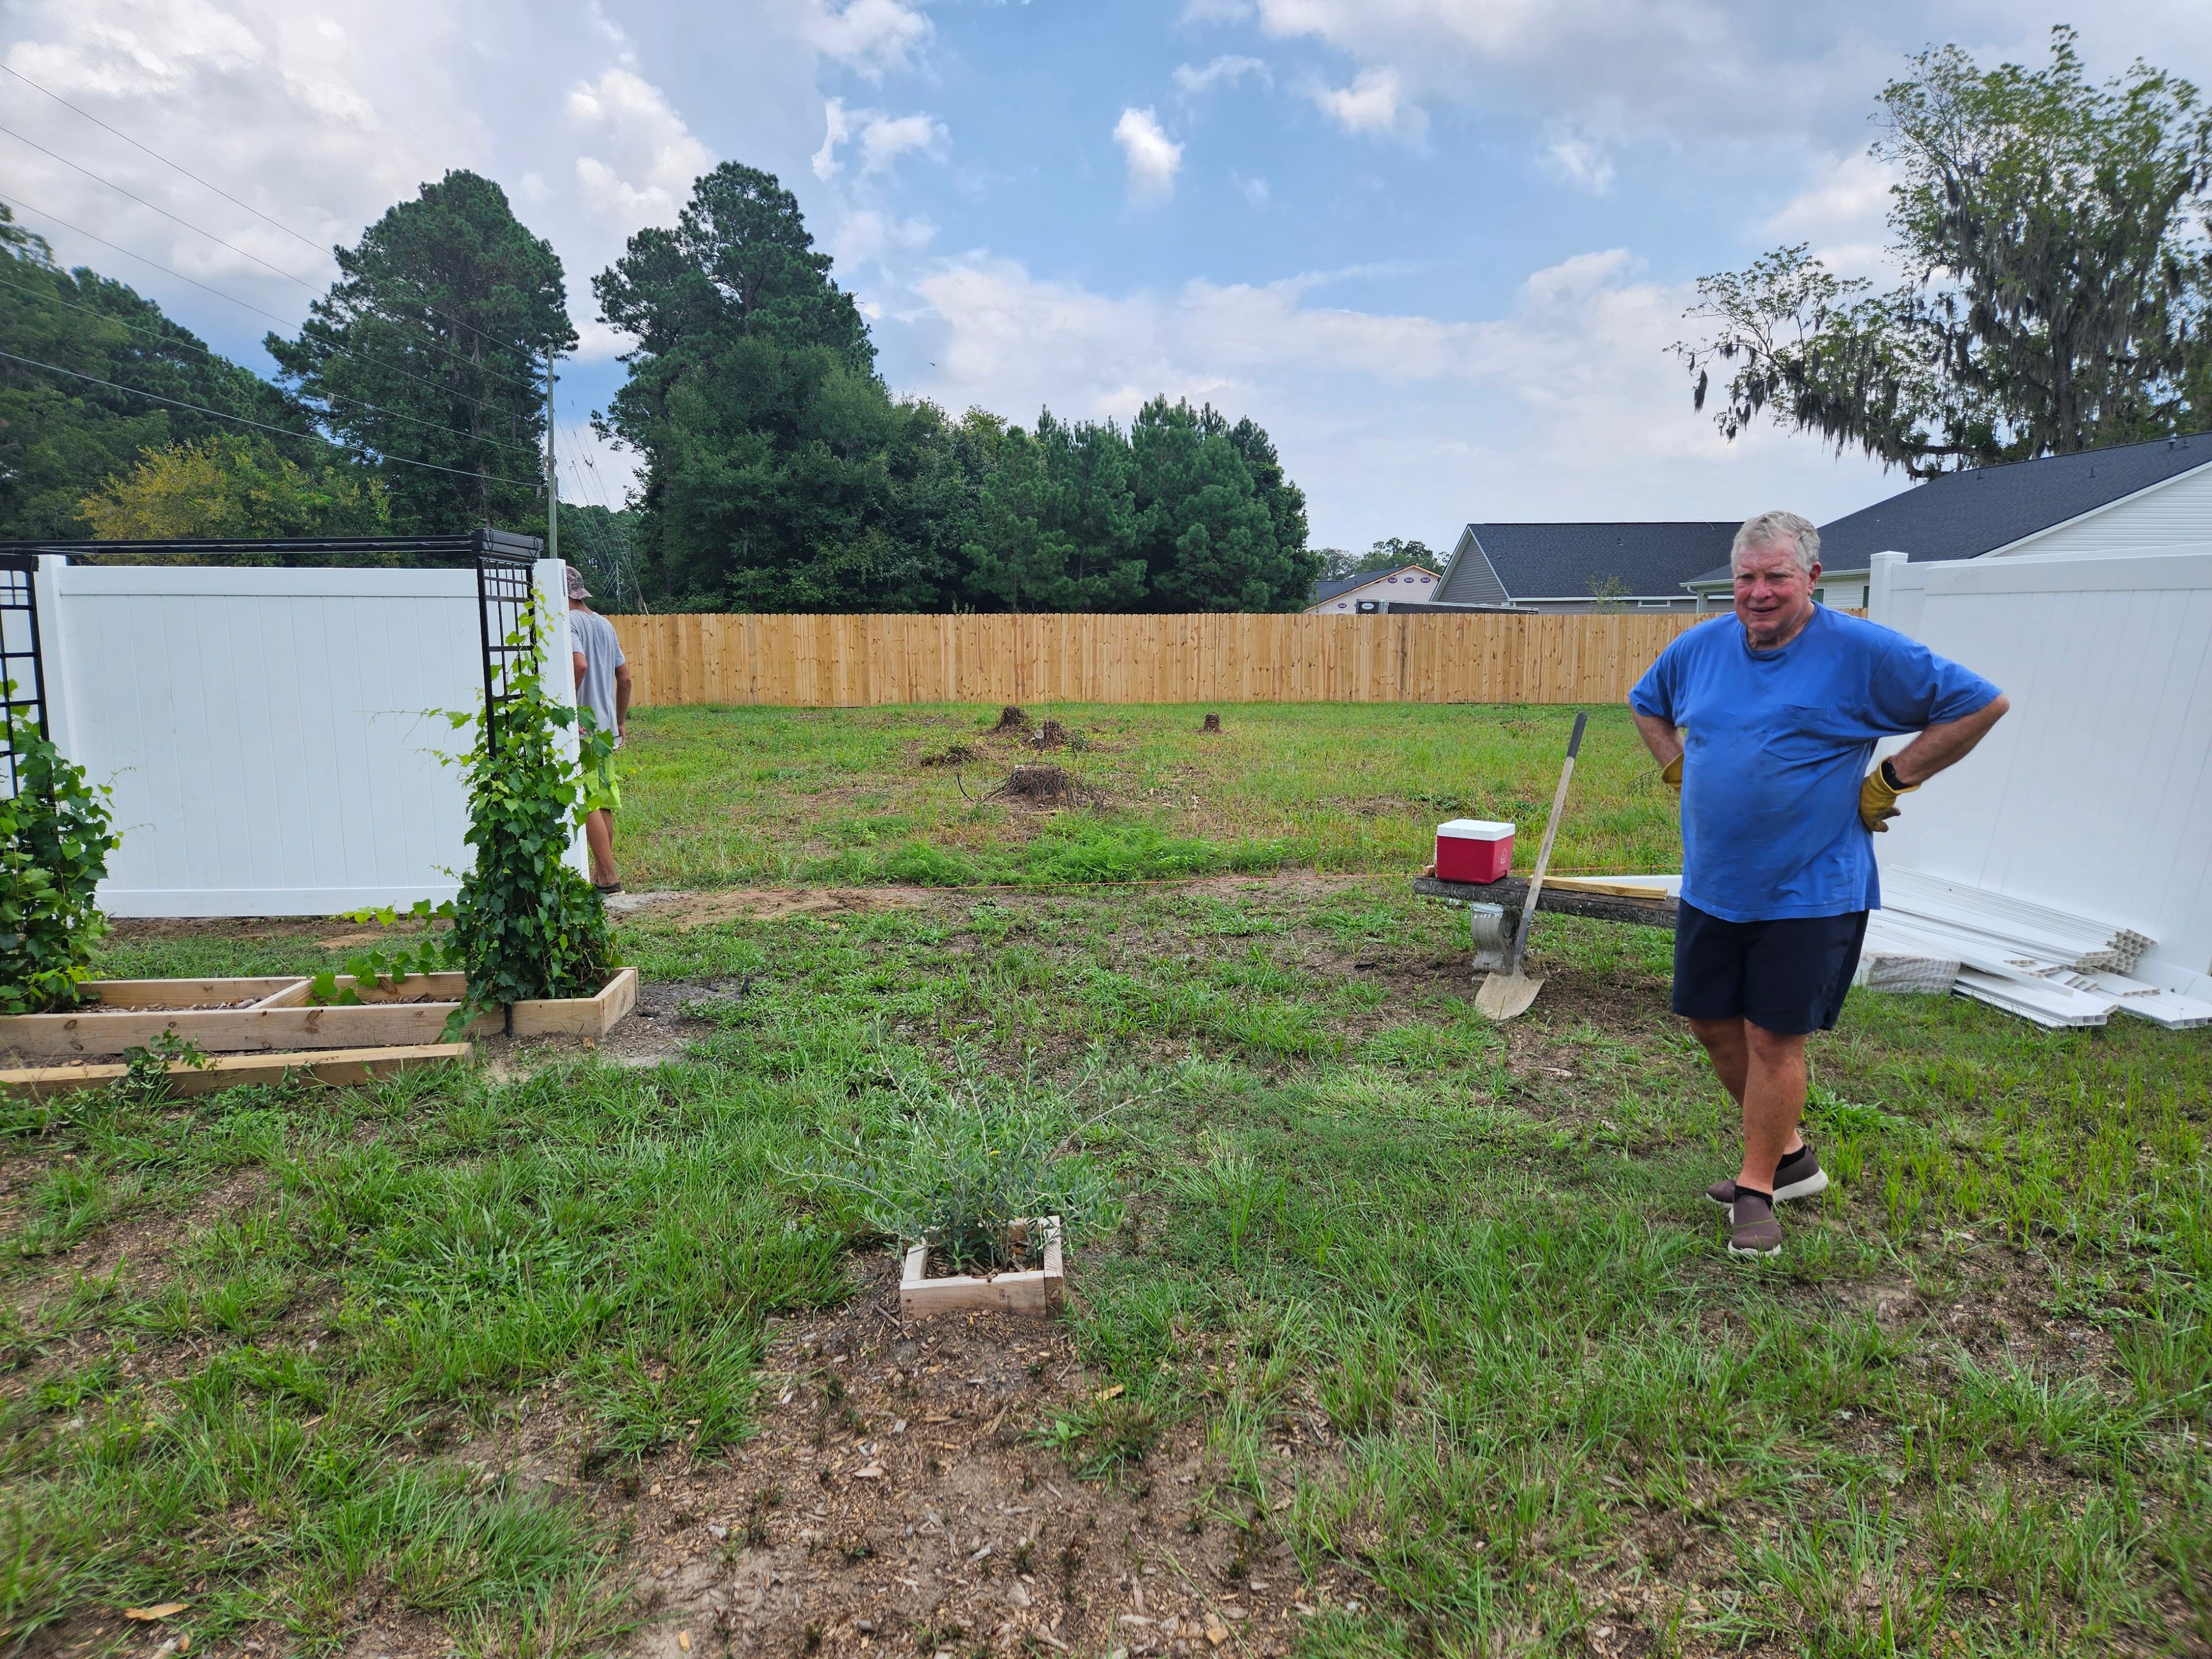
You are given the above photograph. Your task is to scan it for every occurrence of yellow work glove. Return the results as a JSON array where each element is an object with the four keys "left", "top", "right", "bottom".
[
  {"left": 1660, "top": 754, "right": 1683, "bottom": 797},
  {"left": 1859, "top": 758, "right": 1919, "bottom": 832}
]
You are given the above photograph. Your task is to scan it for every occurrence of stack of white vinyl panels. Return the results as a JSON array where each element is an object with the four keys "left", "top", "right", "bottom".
[
  {"left": 1863, "top": 546, "right": 2212, "bottom": 1029},
  {"left": 1861, "top": 874, "right": 2210, "bottom": 1029}
]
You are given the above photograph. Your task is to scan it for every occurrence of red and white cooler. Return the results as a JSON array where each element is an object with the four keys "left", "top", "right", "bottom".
[{"left": 1435, "top": 818, "right": 1515, "bottom": 884}]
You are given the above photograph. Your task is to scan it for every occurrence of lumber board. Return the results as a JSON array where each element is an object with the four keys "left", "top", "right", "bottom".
[
  {"left": 1412, "top": 873, "right": 1677, "bottom": 930},
  {"left": 85, "top": 978, "right": 307, "bottom": 1008},
  {"left": 0, "top": 1000, "right": 496, "bottom": 1061},
  {"left": 1, "top": 1042, "right": 471, "bottom": 1099},
  {"left": 1543, "top": 875, "right": 1682, "bottom": 900}
]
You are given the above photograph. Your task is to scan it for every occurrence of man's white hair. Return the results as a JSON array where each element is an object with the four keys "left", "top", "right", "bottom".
[{"left": 1731, "top": 510, "right": 1820, "bottom": 575}]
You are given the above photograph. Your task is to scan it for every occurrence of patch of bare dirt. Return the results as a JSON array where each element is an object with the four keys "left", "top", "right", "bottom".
[
  {"left": 587, "top": 1255, "right": 1363, "bottom": 1659},
  {"left": 611, "top": 890, "right": 935, "bottom": 927}
]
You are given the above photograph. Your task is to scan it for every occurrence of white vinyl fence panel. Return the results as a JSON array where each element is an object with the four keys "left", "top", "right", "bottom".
[
  {"left": 41, "top": 556, "right": 577, "bottom": 917},
  {"left": 1869, "top": 547, "right": 2212, "bottom": 999}
]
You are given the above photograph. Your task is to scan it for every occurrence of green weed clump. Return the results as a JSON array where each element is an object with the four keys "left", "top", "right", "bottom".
[
  {"left": 1021, "top": 820, "right": 1230, "bottom": 884},
  {"left": 787, "top": 1069, "right": 1120, "bottom": 1272}
]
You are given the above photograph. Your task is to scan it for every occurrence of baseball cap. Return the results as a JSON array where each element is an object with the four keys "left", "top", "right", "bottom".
[{"left": 565, "top": 564, "right": 590, "bottom": 600}]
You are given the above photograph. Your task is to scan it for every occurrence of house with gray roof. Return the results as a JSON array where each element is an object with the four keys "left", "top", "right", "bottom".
[
  {"left": 1682, "top": 432, "right": 2212, "bottom": 609},
  {"left": 1431, "top": 523, "right": 1735, "bottom": 612}
]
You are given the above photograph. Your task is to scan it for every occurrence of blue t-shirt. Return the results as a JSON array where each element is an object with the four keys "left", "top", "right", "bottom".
[{"left": 1629, "top": 606, "right": 2000, "bottom": 922}]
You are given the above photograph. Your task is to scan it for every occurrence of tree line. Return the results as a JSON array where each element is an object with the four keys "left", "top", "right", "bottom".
[{"left": 0, "top": 169, "right": 1318, "bottom": 612}]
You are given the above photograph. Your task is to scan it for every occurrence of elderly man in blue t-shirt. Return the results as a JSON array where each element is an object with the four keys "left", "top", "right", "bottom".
[{"left": 1629, "top": 510, "right": 2008, "bottom": 1258}]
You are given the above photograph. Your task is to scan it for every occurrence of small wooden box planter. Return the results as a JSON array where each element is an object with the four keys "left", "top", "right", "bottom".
[
  {"left": 899, "top": 1218, "right": 1065, "bottom": 1318},
  {"left": 0, "top": 967, "right": 639, "bottom": 1061},
  {"left": 510, "top": 966, "right": 638, "bottom": 1038}
]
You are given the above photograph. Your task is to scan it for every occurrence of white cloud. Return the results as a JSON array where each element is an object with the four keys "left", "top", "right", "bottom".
[
  {"left": 1764, "top": 149, "right": 1901, "bottom": 280},
  {"left": 794, "top": 0, "right": 931, "bottom": 77},
  {"left": 1232, "top": 171, "right": 1270, "bottom": 206},
  {"left": 565, "top": 67, "right": 713, "bottom": 230},
  {"left": 859, "top": 111, "right": 946, "bottom": 173},
  {"left": 901, "top": 246, "right": 1895, "bottom": 546},
  {"left": 832, "top": 207, "right": 937, "bottom": 269},
  {"left": 0, "top": 0, "right": 476, "bottom": 315},
  {"left": 813, "top": 98, "right": 854, "bottom": 180},
  {"left": 1310, "top": 66, "right": 1424, "bottom": 142},
  {"left": 1172, "top": 54, "right": 1272, "bottom": 93},
  {"left": 813, "top": 100, "right": 945, "bottom": 179},
  {"left": 1543, "top": 128, "right": 1614, "bottom": 194},
  {"left": 1113, "top": 107, "right": 1183, "bottom": 200}
]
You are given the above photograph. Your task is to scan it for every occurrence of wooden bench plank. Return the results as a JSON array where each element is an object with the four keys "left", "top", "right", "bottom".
[{"left": 1412, "top": 874, "right": 1678, "bottom": 931}]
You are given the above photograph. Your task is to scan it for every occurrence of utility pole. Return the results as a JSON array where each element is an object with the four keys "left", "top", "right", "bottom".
[{"left": 545, "top": 349, "right": 559, "bottom": 568}]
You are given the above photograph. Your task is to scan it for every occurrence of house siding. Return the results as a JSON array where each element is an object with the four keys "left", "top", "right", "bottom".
[
  {"left": 1435, "top": 530, "right": 1512, "bottom": 607},
  {"left": 1993, "top": 462, "right": 2212, "bottom": 557}
]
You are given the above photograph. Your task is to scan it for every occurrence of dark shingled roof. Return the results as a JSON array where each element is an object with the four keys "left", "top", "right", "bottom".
[
  {"left": 1311, "top": 568, "right": 1397, "bottom": 603},
  {"left": 1685, "top": 431, "right": 2212, "bottom": 586},
  {"left": 1447, "top": 523, "right": 1738, "bottom": 602}
]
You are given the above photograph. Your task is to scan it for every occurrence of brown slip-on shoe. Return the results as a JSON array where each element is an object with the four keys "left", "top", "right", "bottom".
[
  {"left": 1727, "top": 1191, "right": 1782, "bottom": 1257},
  {"left": 1707, "top": 1144, "right": 1828, "bottom": 1208}
]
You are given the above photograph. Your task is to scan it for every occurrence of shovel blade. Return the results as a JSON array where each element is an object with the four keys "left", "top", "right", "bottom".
[{"left": 1474, "top": 969, "right": 1543, "bottom": 1021}]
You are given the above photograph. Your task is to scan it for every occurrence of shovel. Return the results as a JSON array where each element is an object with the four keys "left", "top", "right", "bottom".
[{"left": 1474, "top": 709, "right": 1586, "bottom": 1021}]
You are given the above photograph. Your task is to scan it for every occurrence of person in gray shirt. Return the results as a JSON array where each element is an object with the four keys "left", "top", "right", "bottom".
[{"left": 567, "top": 565, "right": 631, "bottom": 892}]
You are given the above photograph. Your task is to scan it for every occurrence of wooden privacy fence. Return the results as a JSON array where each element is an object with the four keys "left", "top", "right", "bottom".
[{"left": 607, "top": 611, "right": 1719, "bottom": 708}]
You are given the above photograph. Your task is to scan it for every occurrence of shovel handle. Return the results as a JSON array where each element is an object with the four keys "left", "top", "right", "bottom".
[{"left": 1504, "top": 711, "right": 1586, "bottom": 971}]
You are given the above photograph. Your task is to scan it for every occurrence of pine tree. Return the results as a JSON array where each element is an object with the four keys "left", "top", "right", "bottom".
[{"left": 268, "top": 171, "right": 573, "bottom": 533}]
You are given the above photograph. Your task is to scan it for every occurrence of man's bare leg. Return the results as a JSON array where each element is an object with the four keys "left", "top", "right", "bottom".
[
  {"left": 1687, "top": 1016, "right": 1806, "bottom": 1187},
  {"left": 586, "top": 808, "right": 618, "bottom": 888}
]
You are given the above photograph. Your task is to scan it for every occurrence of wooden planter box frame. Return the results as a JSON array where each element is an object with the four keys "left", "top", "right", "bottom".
[
  {"left": 899, "top": 1217, "right": 1065, "bottom": 1317},
  {"left": 0, "top": 967, "right": 639, "bottom": 1061}
]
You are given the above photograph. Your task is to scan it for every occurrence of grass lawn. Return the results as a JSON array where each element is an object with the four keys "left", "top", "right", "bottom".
[
  {"left": 607, "top": 702, "right": 1680, "bottom": 890},
  {"left": 5, "top": 705, "right": 2209, "bottom": 1658}
]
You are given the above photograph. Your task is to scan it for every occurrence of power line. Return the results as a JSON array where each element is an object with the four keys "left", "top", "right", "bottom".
[
  {"left": 0, "top": 265, "right": 534, "bottom": 447},
  {"left": 0, "top": 268, "right": 539, "bottom": 459},
  {"left": 1, "top": 192, "right": 544, "bottom": 430},
  {"left": 0, "top": 59, "right": 544, "bottom": 364},
  {"left": 2, "top": 189, "right": 298, "bottom": 328},
  {"left": 0, "top": 128, "right": 544, "bottom": 398},
  {"left": 0, "top": 121, "right": 321, "bottom": 294},
  {"left": 0, "top": 348, "right": 534, "bottom": 484}
]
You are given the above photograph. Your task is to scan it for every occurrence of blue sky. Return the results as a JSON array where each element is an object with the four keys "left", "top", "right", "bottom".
[{"left": 5, "top": 0, "right": 2210, "bottom": 551}]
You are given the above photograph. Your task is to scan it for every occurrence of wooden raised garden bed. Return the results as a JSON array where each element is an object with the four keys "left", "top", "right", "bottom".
[
  {"left": 0, "top": 967, "right": 640, "bottom": 1062},
  {"left": 512, "top": 966, "right": 638, "bottom": 1038},
  {"left": 899, "top": 1217, "right": 1065, "bottom": 1318}
]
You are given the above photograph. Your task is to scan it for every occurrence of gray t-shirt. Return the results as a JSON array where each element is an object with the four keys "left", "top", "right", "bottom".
[{"left": 568, "top": 607, "right": 625, "bottom": 740}]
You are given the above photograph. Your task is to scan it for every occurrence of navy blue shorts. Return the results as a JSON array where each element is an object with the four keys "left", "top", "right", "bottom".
[{"left": 1671, "top": 901, "right": 1868, "bottom": 1035}]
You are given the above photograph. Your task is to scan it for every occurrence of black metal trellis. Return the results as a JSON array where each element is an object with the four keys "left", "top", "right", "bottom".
[
  {"left": 472, "top": 528, "right": 549, "bottom": 757},
  {"left": 0, "top": 554, "right": 49, "bottom": 801}
]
